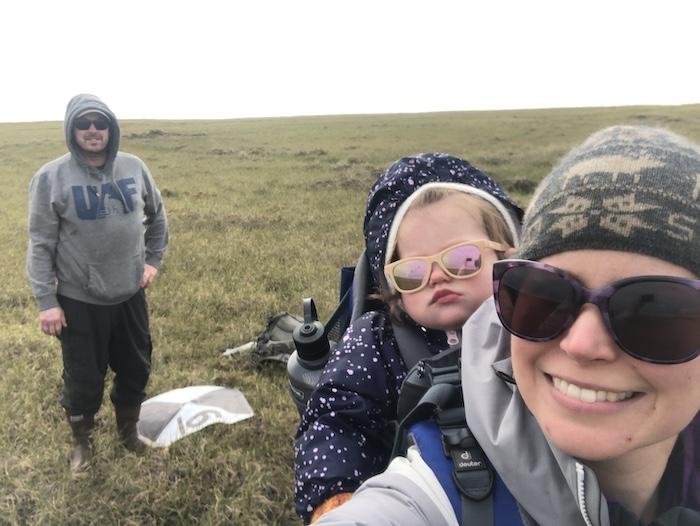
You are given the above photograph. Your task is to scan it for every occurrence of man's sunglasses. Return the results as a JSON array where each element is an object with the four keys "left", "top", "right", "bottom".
[
  {"left": 75, "top": 117, "right": 109, "bottom": 131},
  {"left": 493, "top": 259, "right": 700, "bottom": 365},
  {"left": 384, "top": 240, "right": 508, "bottom": 294}
]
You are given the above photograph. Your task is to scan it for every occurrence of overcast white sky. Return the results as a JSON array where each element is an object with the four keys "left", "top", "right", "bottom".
[{"left": 2, "top": 0, "right": 698, "bottom": 123}]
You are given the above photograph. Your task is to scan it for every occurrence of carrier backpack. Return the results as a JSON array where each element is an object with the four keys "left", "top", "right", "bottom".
[{"left": 393, "top": 347, "right": 523, "bottom": 526}]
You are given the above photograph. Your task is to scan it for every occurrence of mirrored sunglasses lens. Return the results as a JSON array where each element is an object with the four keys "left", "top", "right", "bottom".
[
  {"left": 498, "top": 266, "right": 577, "bottom": 339},
  {"left": 442, "top": 244, "right": 481, "bottom": 276},
  {"left": 393, "top": 260, "right": 429, "bottom": 291},
  {"left": 609, "top": 280, "right": 700, "bottom": 363}
]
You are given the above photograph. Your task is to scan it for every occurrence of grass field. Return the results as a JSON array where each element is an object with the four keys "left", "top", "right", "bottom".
[{"left": 1, "top": 105, "right": 699, "bottom": 525}]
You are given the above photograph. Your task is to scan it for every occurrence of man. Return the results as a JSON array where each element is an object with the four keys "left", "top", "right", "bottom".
[{"left": 27, "top": 94, "right": 168, "bottom": 474}]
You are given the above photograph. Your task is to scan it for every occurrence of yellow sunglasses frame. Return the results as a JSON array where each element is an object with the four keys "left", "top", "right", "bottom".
[{"left": 384, "top": 239, "right": 508, "bottom": 293}]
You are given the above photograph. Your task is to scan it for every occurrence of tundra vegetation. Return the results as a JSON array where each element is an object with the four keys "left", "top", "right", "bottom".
[{"left": 1, "top": 106, "right": 699, "bottom": 525}]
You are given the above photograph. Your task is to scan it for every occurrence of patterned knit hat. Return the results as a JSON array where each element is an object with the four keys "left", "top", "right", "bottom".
[
  {"left": 518, "top": 126, "right": 700, "bottom": 276},
  {"left": 364, "top": 153, "right": 523, "bottom": 288}
]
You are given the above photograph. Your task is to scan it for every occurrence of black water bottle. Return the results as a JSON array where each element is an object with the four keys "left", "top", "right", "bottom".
[{"left": 287, "top": 298, "right": 331, "bottom": 414}]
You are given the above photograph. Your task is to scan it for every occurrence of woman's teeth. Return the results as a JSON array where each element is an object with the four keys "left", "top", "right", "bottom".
[{"left": 552, "top": 377, "right": 634, "bottom": 403}]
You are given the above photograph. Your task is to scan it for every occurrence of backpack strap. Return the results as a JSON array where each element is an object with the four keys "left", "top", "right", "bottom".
[
  {"left": 437, "top": 407, "right": 494, "bottom": 502},
  {"left": 394, "top": 324, "right": 462, "bottom": 372},
  {"left": 436, "top": 407, "right": 494, "bottom": 525},
  {"left": 392, "top": 382, "right": 459, "bottom": 458},
  {"left": 393, "top": 322, "right": 435, "bottom": 371},
  {"left": 410, "top": 419, "right": 523, "bottom": 526},
  {"left": 350, "top": 251, "right": 371, "bottom": 323},
  {"left": 394, "top": 349, "right": 497, "bottom": 526}
]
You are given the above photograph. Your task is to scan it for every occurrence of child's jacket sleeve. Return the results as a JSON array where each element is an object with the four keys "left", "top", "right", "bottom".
[{"left": 293, "top": 311, "right": 408, "bottom": 523}]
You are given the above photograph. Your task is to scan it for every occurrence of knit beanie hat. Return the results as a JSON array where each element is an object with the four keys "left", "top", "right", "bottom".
[
  {"left": 518, "top": 125, "right": 700, "bottom": 276},
  {"left": 364, "top": 153, "right": 523, "bottom": 288}
]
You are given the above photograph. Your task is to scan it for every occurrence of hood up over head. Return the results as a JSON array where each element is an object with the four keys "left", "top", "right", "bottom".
[{"left": 64, "top": 93, "right": 120, "bottom": 169}]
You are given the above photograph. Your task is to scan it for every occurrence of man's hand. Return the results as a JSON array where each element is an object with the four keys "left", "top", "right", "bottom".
[
  {"left": 141, "top": 264, "right": 158, "bottom": 288},
  {"left": 40, "top": 307, "right": 67, "bottom": 337}
]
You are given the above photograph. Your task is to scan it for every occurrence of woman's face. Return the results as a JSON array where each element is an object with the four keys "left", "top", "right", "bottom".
[
  {"left": 511, "top": 249, "right": 700, "bottom": 462},
  {"left": 395, "top": 196, "right": 501, "bottom": 331}
]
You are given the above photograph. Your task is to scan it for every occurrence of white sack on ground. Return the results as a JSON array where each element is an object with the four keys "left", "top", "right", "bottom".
[{"left": 138, "top": 385, "right": 254, "bottom": 447}]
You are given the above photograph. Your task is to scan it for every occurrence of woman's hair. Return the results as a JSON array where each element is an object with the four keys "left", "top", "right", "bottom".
[{"left": 378, "top": 188, "right": 514, "bottom": 323}]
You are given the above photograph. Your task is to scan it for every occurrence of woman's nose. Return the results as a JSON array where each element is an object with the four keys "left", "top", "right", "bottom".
[{"left": 558, "top": 304, "right": 620, "bottom": 363}]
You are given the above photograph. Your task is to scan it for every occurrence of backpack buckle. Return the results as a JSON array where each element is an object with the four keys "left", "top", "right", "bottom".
[{"left": 437, "top": 408, "right": 494, "bottom": 501}]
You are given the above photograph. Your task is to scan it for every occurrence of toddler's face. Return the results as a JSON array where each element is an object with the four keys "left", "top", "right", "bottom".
[{"left": 395, "top": 197, "right": 500, "bottom": 331}]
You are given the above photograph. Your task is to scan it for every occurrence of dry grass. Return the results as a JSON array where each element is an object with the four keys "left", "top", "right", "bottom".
[{"left": 1, "top": 105, "right": 699, "bottom": 525}]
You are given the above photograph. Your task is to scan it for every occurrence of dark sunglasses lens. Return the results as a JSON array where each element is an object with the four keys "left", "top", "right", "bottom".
[
  {"left": 392, "top": 260, "right": 429, "bottom": 291},
  {"left": 609, "top": 280, "right": 700, "bottom": 363},
  {"left": 75, "top": 117, "right": 109, "bottom": 130},
  {"left": 442, "top": 244, "right": 481, "bottom": 277},
  {"left": 498, "top": 266, "right": 577, "bottom": 339}
]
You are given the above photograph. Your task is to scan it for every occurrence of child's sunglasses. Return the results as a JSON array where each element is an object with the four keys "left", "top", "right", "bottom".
[
  {"left": 75, "top": 117, "right": 109, "bottom": 131},
  {"left": 493, "top": 259, "right": 700, "bottom": 364},
  {"left": 384, "top": 240, "right": 508, "bottom": 294}
]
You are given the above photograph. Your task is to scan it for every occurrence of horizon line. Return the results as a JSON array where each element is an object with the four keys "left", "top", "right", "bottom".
[{"left": 1, "top": 101, "right": 698, "bottom": 125}]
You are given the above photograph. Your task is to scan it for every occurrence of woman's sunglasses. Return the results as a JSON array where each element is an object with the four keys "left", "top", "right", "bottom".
[
  {"left": 75, "top": 117, "right": 109, "bottom": 131},
  {"left": 493, "top": 259, "right": 700, "bottom": 364},
  {"left": 384, "top": 240, "right": 508, "bottom": 294}
]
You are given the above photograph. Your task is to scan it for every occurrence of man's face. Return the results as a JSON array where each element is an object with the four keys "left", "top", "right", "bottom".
[{"left": 73, "top": 112, "right": 110, "bottom": 154}]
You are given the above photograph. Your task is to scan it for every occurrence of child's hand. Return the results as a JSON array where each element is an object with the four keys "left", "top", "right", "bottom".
[{"left": 310, "top": 493, "right": 353, "bottom": 523}]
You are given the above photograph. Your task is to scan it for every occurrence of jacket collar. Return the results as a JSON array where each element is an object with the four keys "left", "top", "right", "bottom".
[{"left": 461, "top": 301, "right": 609, "bottom": 526}]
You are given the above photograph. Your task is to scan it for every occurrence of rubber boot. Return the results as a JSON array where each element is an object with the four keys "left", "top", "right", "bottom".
[
  {"left": 66, "top": 412, "right": 94, "bottom": 475},
  {"left": 114, "top": 404, "right": 147, "bottom": 453}
]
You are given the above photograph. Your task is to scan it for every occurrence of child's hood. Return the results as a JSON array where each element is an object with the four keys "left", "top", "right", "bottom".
[{"left": 363, "top": 153, "right": 523, "bottom": 287}]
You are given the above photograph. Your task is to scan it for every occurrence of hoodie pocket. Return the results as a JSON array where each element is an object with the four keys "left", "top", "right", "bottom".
[{"left": 86, "top": 254, "right": 143, "bottom": 301}]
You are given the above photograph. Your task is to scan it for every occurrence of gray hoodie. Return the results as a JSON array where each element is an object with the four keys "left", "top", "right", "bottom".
[{"left": 27, "top": 94, "right": 168, "bottom": 309}]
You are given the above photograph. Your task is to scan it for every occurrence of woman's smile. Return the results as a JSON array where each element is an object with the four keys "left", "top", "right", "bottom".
[{"left": 551, "top": 375, "right": 635, "bottom": 403}]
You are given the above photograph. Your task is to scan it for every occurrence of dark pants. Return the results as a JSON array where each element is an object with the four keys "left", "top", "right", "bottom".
[{"left": 58, "top": 290, "right": 152, "bottom": 416}]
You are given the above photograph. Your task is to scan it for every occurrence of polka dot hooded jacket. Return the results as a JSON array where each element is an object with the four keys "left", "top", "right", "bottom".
[{"left": 293, "top": 153, "right": 523, "bottom": 522}]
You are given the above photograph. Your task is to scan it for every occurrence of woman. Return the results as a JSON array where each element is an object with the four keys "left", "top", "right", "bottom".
[{"left": 314, "top": 125, "right": 700, "bottom": 525}]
